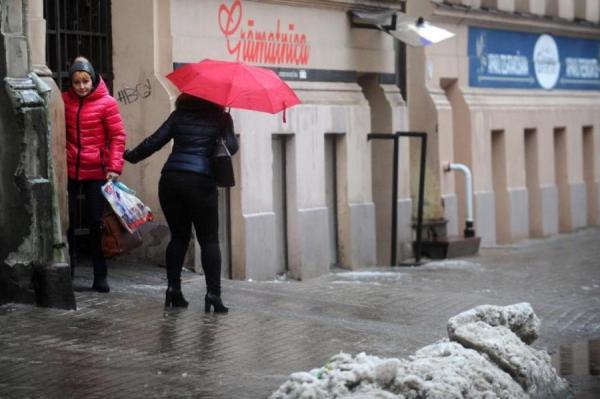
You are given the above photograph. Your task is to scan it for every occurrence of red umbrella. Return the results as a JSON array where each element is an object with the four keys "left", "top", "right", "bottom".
[{"left": 166, "top": 59, "right": 301, "bottom": 120}]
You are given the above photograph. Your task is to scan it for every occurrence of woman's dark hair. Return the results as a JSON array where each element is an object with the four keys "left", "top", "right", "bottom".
[{"left": 175, "top": 93, "right": 224, "bottom": 114}]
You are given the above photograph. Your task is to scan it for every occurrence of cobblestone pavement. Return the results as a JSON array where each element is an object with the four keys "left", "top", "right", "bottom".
[{"left": 1, "top": 227, "right": 600, "bottom": 398}]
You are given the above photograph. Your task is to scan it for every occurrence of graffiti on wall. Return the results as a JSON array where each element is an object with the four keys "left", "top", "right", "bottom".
[
  {"left": 117, "top": 79, "right": 152, "bottom": 105},
  {"left": 218, "top": 0, "right": 310, "bottom": 65}
]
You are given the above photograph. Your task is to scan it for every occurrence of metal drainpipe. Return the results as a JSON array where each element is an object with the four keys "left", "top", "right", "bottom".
[{"left": 444, "top": 162, "right": 475, "bottom": 238}]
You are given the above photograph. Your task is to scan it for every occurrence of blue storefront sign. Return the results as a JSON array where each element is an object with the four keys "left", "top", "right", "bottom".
[{"left": 469, "top": 26, "right": 600, "bottom": 90}]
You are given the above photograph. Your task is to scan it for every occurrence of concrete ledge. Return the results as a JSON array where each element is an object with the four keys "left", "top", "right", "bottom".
[
  {"left": 348, "top": 202, "right": 377, "bottom": 267},
  {"left": 416, "top": 236, "right": 481, "bottom": 259},
  {"left": 442, "top": 193, "right": 458, "bottom": 237},
  {"left": 244, "top": 212, "right": 279, "bottom": 280},
  {"left": 569, "top": 182, "right": 587, "bottom": 229},
  {"left": 474, "top": 190, "right": 496, "bottom": 246},
  {"left": 508, "top": 187, "right": 529, "bottom": 242},
  {"left": 0, "top": 263, "right": 36, "bottom": 305},
  {"left": 33, "top": 262, "right": 76, "bottom": 310},
  {"left": 540, "top": 184, "right": 559, "bottom": 236},
  {"left": 296, "top": 207, "right": 330, "bottom": 279}
]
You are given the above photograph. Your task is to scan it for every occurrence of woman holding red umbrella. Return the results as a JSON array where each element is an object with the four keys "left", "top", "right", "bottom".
[{"left": 124, "top": 94, "right": 238, "bottom": 312}]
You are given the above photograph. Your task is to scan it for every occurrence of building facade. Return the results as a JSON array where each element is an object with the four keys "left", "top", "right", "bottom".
[
  {"left": 408, "top": 0, "right": 600, "bottom": 246},
  {"left": 108, "top": 0, "right": 409, "bottom": 280}
]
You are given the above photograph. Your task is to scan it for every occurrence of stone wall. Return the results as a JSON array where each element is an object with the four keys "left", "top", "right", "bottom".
[{"left": 0, "top": 0, "right": 74, "bottom": 309}]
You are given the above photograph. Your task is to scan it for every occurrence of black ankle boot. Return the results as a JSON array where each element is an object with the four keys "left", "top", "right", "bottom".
[
  {"left": 165, "top": 287, "right": 189, "bottom": 308},
  {"left": 92, "top": 275, "right": 110, "bottom": 293},
  {"left": 205, "top": 292, "right": 228, "bottom": 313}
]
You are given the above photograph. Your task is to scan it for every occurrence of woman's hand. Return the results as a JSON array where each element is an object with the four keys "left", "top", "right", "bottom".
[
  {"left": 123, "top": 149, "right": 136, "bottom": 163},
  {"left": 106, "top": 172, "right": 120, "bottom": 181}
]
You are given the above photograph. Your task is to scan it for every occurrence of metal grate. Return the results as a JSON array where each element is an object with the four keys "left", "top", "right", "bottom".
[{"left": 44, "top": 0, "right": 113, "bottom": 93}]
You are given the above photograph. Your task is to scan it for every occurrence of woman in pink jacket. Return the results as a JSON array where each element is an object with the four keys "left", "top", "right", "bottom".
[{"left": 63, "top": 56, "right": 126, "bottom": 292}]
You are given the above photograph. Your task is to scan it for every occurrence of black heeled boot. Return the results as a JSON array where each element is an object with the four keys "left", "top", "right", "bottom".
[
  {"left": 205, "top": 292, "right": 229, "bottom": 313},
  {"left": 92, "top": 275, "right": 110, "bottom": 293},
  {"left": 165, "top": 287, "right": 189, "bottom": 308}
]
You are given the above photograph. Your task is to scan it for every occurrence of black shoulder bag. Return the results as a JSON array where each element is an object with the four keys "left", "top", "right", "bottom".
[{"left": 213, "top": 137, "right": 235, "bottom": 187}]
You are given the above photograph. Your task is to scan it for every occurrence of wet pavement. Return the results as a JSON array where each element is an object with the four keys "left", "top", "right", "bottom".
[{"left": 1, "top": 227, "right": 600, "bottom": 398}]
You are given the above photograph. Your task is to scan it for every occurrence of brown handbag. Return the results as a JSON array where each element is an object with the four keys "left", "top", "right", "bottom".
[{"left": 101, "top": 211, "right": 143, "bottom": 258}]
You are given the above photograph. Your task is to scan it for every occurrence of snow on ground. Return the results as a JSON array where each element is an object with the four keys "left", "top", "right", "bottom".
[
  {"left": 130, "top": 284, "right": 164, "bottom": 291},
  {"left": 270, "top": 343, "right": 527, "bottom": 399},
  {"left": 330, "top": 281, "right": 383, "bottom": 286},
  {"left": 447, "top": 303, "right": 540, "bottom": 344},
  {"left": 327, "top": 271, "right": 405, "bottom": 287},
  {"left": 420, "top": 260, "right": 482, "bottom": 271},
  {"left": 270, "top": 303, "right": 569, "bottom": 399},
  {"left": 333, "top": 271, "right": 406, "bottom": 280},
  {"left": 452, "top": 322, "right": 569, "bottom": 398}
]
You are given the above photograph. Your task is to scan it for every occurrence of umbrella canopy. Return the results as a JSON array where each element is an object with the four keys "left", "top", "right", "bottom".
[
  {"left": 387, "top": 16, "right": 454, "bottom": 47},
  {"left": 166, "top": 59, "right": 301, "bottom": 115}
]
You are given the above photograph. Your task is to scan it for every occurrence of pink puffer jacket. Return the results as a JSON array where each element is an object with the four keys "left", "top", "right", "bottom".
[{"left": 63, "top": 78, "right": 126, "bottom": 181}]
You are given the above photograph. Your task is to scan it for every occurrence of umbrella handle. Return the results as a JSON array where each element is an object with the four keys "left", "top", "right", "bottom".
[{"left": 282, "top": 102, "right": 287, "bottom": 124}]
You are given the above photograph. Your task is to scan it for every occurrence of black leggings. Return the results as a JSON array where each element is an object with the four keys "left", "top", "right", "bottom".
[
  {"left": 67, "top": 179, "right": 107, "bottom": 276},
  {"left": 158, "top": 171, "right": 222, "bottom": 295}
]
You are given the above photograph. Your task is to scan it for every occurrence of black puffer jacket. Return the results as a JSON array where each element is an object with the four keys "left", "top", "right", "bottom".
[{"left": 124, "top": 96, "right": 238, "bottom": 177}]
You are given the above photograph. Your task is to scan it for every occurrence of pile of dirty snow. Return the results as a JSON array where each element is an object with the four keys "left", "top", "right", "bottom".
[{"left": 270, "top": 303, "right": 570, "bottom": 399}]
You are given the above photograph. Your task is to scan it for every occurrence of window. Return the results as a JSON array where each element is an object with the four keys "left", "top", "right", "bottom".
[{"left": 44, "top": 0, "right": 113, "bottom": 92}]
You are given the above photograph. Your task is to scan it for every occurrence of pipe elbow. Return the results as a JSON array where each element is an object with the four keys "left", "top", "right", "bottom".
[
  {"left": 444, "top": 162, "right": 474, "bottom": 226},
  {"left": 448, "top": 162, "right": 472, "bottom": 180}
]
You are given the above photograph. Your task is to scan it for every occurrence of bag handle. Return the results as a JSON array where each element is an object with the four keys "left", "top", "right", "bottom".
[
  {"left": 113, "top": 180, "right": 137, "bottom": 195},
  {"left": 216, "top": 111, "right": 233, "bottom": 157},
  {"left": 218, "top": 137, "right": 232, "bottom": 157}
]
